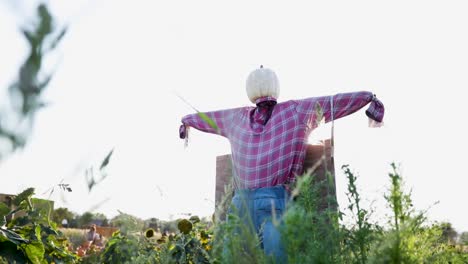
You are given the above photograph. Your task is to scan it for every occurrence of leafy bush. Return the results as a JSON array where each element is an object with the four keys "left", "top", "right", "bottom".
[
  {"left": 368, "top": 163, "right": 468, "bottom": 264},
  {"left": 0, "top": 188, "right": 79, "bottom": 263}
]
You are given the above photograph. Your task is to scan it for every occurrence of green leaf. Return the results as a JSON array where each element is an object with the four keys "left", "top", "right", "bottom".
[
  {"left": 189, "top": 215, "right": 200, "bottom": 224},
  {"left": 314, "top": 102, "right": 324, "bottom": 127},
  {"left": 0, "top": 240, "right": 28, "bottom": 263},
  {"left": 37, "top": 74, "right": 52, "bottom": 91},
  {"left": 0, "top": 202, "right": 9, "bottom": 219},
  {"left": 37, "top": 4, "right": 52, "bottom": 39},
  {"left": 48, "top": 27, "right": 68, "bottom": 51},
  {"left": 100, "top": 148, "right": 114, "bottom": 171},
  {"left": 22, "top": 29, "right": 35, "bottom": 45},
  {"left": 197, "top": 112, "right": 219, "bottom": 132},
  {"left": 34, "top": 225, "right": 41, "bottom": 241},
  {"left": 0, "top": 227, "right": 29, "bottom": 244},
  {"left": 39, "top": 224, "right": 59, "bottom": 236},
  {"left": 13, "top": 188, "right": 35, "bottom": 207},
  {"left": 22, "top": 241, "right": 45, "bottom": 264}
]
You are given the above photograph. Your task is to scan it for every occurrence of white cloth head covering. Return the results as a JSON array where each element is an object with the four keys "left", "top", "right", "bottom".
[{"left": 246, "top": 65, "right": 280, "bottom": 104}]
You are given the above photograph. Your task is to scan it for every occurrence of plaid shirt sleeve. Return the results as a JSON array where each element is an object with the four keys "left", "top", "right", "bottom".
[
  {"left": 295, "top": 91, "right": 385, "bottom": 127},
  {"left": 180, "top": 108, "right": 240, "bottom": 138}
]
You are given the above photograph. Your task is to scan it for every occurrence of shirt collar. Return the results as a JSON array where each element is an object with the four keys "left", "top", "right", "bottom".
[{"left": 255, "top": 96, "right": 277, "bottom": 106}]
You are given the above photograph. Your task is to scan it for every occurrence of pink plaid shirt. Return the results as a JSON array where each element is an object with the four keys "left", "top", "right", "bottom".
[{"left": 181, "top": 91, "right": 384, "bottom": 189}]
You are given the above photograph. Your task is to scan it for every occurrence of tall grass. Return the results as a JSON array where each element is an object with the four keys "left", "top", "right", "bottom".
[
  {"left": 213, "top": 212, "right": 267, "bottom": 264},
  {"left": 280, "top": 172, "right": 343, "bottom": 263},
  {"left": 341, "top": 165, "right": 380, "bottom": 264},
  {"left": 59, "top": 228, "right": 88, "bottom": 249},
  {"left": 211, "top": 181, "right": 267, "bottom": 264}
]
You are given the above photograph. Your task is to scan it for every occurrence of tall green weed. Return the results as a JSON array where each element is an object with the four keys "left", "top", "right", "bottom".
[{"left": 280, "top": 172, "right": 343, "bottom": 263}]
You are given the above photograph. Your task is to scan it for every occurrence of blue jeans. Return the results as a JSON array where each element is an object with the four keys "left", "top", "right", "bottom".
[{"left": 228, "top": 185, "right": 288, "bottom": 263}]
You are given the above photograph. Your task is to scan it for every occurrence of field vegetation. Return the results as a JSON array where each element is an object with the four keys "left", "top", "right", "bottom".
[{"left": 1, "top": 164, "right": 467, "bottom": 263}]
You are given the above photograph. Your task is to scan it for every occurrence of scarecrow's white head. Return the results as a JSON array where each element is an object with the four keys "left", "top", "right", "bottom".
[{"left": 246, "top": 65, "right": 280, "bottom": 104}]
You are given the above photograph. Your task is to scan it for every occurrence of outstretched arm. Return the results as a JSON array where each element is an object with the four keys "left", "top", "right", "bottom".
[
  {"left": 295, "top": 91, "right": 384, "bottom": 128},
  {"left": 179, "top": 108, "right": 240, "bottom": 139}
]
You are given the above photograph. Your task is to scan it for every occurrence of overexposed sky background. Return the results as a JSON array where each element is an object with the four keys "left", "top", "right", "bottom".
[{"left": 1, "top": 0, "right": 467, "bottom": 232}]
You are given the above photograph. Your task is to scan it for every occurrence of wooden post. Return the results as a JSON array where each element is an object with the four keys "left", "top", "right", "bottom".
[
  {"left": 304, "top": 139, "right": 337, "bottom": 213},
  {"left": 215, "top": 154, "right": 233, "bottom": 207}
]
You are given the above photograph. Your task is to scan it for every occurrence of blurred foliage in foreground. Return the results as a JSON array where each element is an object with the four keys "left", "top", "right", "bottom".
[
  {"left": 0, "top": 188, "right": 78, "bottom": 263},
  {"left": 0, "top": 3, "right": 66, "bottom": 160}
]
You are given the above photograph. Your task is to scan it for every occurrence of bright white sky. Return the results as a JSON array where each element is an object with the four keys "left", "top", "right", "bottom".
[{"left": 1, "top": 0, "right": 467, "bottom": 232}]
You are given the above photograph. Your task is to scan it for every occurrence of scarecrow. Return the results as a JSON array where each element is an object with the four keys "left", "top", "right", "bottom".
[{"left": 179, "top": 66, "right": 385, "bottom": 260}]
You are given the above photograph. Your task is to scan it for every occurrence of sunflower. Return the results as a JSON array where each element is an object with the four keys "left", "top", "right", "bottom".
[
  {"left": 177, "top": 219, "right": 193, "bottom": 234},
  {"left": 145, "top": 228, "right": 155, "bottom": 238}
]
